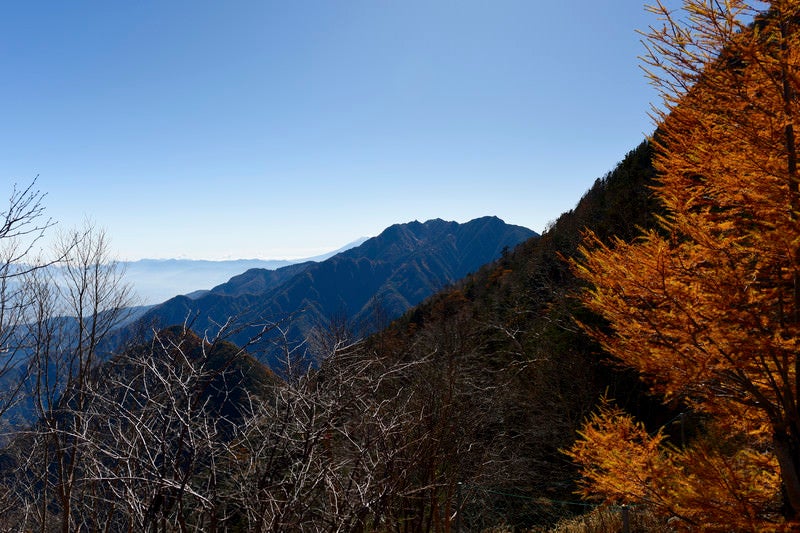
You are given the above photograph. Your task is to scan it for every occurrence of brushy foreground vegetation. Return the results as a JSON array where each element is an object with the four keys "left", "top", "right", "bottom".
[
  {"left": 2, "top": 0, "right": 800, "bottom": 530},
  {"left": 0, "top": 142, "right": 659, "bottom": 532}
]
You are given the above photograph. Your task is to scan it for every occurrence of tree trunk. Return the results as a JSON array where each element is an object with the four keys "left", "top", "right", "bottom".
[{"left": 773, "top": 430, "right": 800, "bottom": 520}]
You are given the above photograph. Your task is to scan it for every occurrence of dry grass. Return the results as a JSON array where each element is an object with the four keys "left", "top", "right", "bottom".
[{"left": 544, "top": 505, "right": 671, "bottom": 533}]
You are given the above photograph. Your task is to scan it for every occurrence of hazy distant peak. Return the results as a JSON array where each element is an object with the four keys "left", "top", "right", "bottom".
[
  {"left": 121, "top": 237, "right": 370, "bottom": 305},
  {"left": 304, "top": 237, "right": 370, "bottom": 262},
  {"left": 137, "top": 215, "right": 536, "bottom": 372}
]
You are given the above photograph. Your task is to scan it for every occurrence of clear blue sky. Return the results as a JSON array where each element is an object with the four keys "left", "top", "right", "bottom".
[{"left": 1, "top": 1, "right": 671, "bottom": 260}]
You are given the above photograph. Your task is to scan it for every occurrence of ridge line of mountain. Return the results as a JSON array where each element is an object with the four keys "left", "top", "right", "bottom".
[{"left": 134, "top": 216, "right": 537, "bottom": 370}]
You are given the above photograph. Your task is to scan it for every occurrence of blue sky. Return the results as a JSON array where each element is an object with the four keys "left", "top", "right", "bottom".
[{"left": 1, "top": 1, "right": 671, "bottom": 260}]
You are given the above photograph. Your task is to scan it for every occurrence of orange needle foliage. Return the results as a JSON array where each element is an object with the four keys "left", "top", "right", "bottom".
[
  {"left": 571, "top": 0, "right": 800, "bottom": 528},
  {"left": 566, "top": 400, "right": 781, "bottom": 530}
]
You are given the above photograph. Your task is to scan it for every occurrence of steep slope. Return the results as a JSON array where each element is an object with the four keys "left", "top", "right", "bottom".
[
  {"left": 355, "top": 140, "right": 667, "bottom": 529},
  {"left": 265, "top": 216, "right": 535, "bottom": 324},
  {"left": 208, "top": 261, "right": 314, "bottom": 297},
  {"left": 136, "top": 216, "right": 535, "bottom": 368},
  {"left": 0, "top": 142, "right": 668, "bottom": 530}
]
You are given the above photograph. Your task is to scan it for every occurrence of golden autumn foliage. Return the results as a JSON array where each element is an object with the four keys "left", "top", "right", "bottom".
[
  {"left": 566, "top": 398, "right": 671, "bottom": 506},
  {"left": 571, "top": 0, "right": 800, "bottom": 528},
  {"left": 567, "top": 399, "right": 782, "bottom": 529}
]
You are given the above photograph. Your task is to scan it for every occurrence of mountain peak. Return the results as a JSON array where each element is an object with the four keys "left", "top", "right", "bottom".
[{"left": 139, "top": 216, "right": 536, "bottom": 370}]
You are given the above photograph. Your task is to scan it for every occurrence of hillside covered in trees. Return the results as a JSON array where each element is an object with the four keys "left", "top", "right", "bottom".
[
  {"left": 1, "top": 0, "right": 799, "bottom": 530},
  {"left": 0, "top": 138, "right": 663, "bottom": 531},
  {"left": 135, "top": 216, "right": 534, "bottom": 371},
  {"left": 355, "top": 139, "right": 664, "bottom": 529},
  {"left": 568, "top": 1, "right": 800, "bottom": 529}
]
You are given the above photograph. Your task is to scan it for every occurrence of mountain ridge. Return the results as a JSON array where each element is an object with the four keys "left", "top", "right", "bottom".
[
  {"left": 136, "top": 216, "right": 536, "bottom": 369},
  {"left": 122, "top": 237, "right": 369, "bottom": 305}
]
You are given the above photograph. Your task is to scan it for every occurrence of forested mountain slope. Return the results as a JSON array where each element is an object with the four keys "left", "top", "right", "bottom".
[
  {"left": 136, "top": 216, "right": 535, "bottom": 370},
  {"left": 0, "top": 142, "right": 664, "bottom": 531},
  {"left": 356, "top": 140, "right": 666, "bottom": 528}
]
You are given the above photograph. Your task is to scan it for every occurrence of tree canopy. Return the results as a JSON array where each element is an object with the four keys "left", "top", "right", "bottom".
[{"left": 570, "top": 0, "right": 800, "bottom": 528}]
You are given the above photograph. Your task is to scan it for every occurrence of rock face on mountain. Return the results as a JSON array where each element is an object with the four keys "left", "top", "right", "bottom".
[{"left": 136, "top": 217, "right": 536, "bottom": 369}]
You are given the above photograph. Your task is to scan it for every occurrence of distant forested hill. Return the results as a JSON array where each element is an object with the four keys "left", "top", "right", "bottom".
[
  {"left": 135, "top": 216, "right": 536, "bottom": 369},
  {"left": 0, "top": 141, "right": 669, "bottom": 531}
]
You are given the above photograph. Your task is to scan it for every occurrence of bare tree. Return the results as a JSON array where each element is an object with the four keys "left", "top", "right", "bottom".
[
  {"left": 18, "top": 319, "right": 279, "bottom": 532},
  {"left": 221, "top": 340, "right": 419, "bottom": 531},
  {"left": 0, "top": 179, "right": 55, "bottom": 426},
  {"left": 0, "top": 180, "right": 538, "bottom": 531},
  {"left": 3, "top": 223, "right": 134, "bottom": 532},
  {"left": 74, "top": 327, "right": 247, "bottom": 531}
]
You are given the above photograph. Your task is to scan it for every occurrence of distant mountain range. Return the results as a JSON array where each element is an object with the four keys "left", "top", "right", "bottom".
[
  {"left": 122, "top": 238, "right": 369, "bottom": 305},
  {"left": 134, "top": 217, "right": 536, "bottom": 370}
]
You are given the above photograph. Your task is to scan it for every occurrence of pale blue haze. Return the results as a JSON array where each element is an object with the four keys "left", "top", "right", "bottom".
[{"left": 0, "top": 1, "right": 675, "bottom": 260}]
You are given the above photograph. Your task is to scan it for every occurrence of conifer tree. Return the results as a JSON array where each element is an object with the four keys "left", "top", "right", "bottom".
[{"left": 570, "top": 0, "right": 800, "bottom": 526}]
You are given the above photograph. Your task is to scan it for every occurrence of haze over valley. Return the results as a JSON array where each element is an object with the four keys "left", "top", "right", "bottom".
[
  {"left": 2, "top": 0, "right": 792, "bottom": 531},
  {"left": 122, "top": 237, "right": 368, "bottom": 305}
]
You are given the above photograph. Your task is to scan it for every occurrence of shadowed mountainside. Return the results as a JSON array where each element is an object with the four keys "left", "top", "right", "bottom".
[
  {"left": 0, "top": 141, "right": 672, "bottom": 530},
  {"left": 353, "top": 140, "right": 668, "bottom": 528},
  {"left": 135, "top": 216, "right": 536, "bottom": 369}
]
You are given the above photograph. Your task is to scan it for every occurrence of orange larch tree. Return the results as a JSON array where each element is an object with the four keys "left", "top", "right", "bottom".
[{"left": 570, "top": 0, "right": 800, "bottom": 527}]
